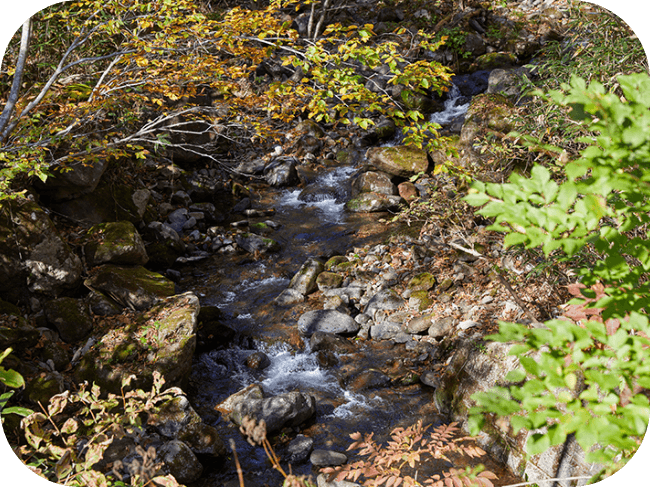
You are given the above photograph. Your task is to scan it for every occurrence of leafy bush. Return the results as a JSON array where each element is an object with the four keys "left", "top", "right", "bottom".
[
  {"left": 0, "top": 347, "right": 33, "bottom": 420},
  {"left": 464, "top": 72, "right": 650, "bottom": 478},
  {"left": 14, "top": 372, "right": 184, "bottom": 487}
]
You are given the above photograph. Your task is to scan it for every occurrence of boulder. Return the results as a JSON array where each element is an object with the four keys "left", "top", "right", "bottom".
[
  {"left": 345, "top": 192, "right": 402, "bottom": 213},
  {"left": 75, "top": 292, "right": 198, "bottom": 393},
  {"left": 264, "top": 157, "right": 299, "bottom": 187},
  {"left": 397, "top": 182, "right": 419, "bottom": 205},
  {"left": 84, "top": 221, "right": 148, "bottom": 267},
  {"left": 84, "top": 265, "right": 176, "bottom": 311},
  {"left": 289, "top": 258, "right": 325, "bottom": 295},
  {"left": 286, "top": 434, "right": 314, "bottom": 464},
  {"left": 298, "top": 309, "right": 360, "bottom": 337},
  {"left": 365, "top": 146, "right": 431, "bottom": 178},
  {"left": 43, "top": 297, "right": 93, "bottom": 343},
  {"left": 316, "top": 271, "right": 344, "bottom": 291},
  {"left": 405, "top": 313, "right": 434, "bottom": 334},
  {"left": 177, "top": 422, "right": 227, "bottom": 457},
  {"left": 274, "top": 288, "right": 306, "bottom": 306},
  {"left": 230, "top": 391, "right": 316, "bottom": 435},
  {"left": 351, "top": 171, "right": 397, "bottom": 196},
  {"left": 471, "top": 52, "right": 517, "bottom": 71},
  {"left": 460, "top": 93, "right": 516, "bottom": 146},
  {"left": 486, "top": 68, "right": 528, "bottom": 99},
  {"left": 150, "top": 395, "right": 202, "bottom": 438},
  {"left": 347, "top": 369, "right": 391, "bottom": 392},
  {"left": 406, "top": 272, "right": 436, "bottom": 292},
  {"left": 0, "top": 198, "right": 83, "bottom": 301}
]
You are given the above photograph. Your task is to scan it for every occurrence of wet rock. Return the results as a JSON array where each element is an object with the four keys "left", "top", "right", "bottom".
[
  {"left": 365, "top": 146, "right": 431, "bottom": 178},
  {"left": 146, "top": 221, "right": 186, "bottom": 268},
  {"left": 357, "top": 118, "right": 396, "bottom": 146},
  {"left": 232, "top": 197, "right": 252, "bottom": 213},
  {"left": 167, "top": 208, "right": 190, "bottom": 233},
  {"left": 245, "top": 351, "right": 271, "bottom": 370},
  {"left": 159, "top": 440, "right": 203, "bottom": 484},
  {"left": 0, "top": 198, "right": 83, "bottom": 301},
  {"left": 196, "top": 306, "right": 236, "bottom": 353},
  {"left": 311, "top": 449, "right": 348, "bottom": 467},
  {"left": 84, "top": 265, "right": 176, "bottom": 311},
  {"left": 43, "top": 297, "right": 93, "bottom": 343},
  {"left": 85, "top": 290, "right": 123, "bottom": 316},
  {"left": 286, "top": 434, "right": 314, "bottom": 464},
  {"left": 452, "top": 70, "right": 491, "bottom": 97},
  {"left": 402, "top": 91, "right": 445, "bottom": 114},
  {"left": 235, "top": 158, "right": 267, "bottom": 176},
  {"left": 345, "top": 192, "right": 402, "bottom": 213},
  {"left": 231, "top": 391, "right": 316, "bottom": 435},
  {"left": 289, "top": 257, "right": 325, "bottom": 295},
  {"left": 298, "top": 309, "right": 360, "bottom": 337},
  {"left": 295, "top": 134, "right": 322, "bottom": 157},
  {"left": 298, "top": 185, "right": 345, "bottom": 204},
  {"left": 347, "top": 368, "right": 391, "bottom": 392},
  {"left": 85, "top": 221, "right": 148, "bottom": 267},
  {"left": 215, "top": 384, "right": 264, "bottom": 417},
  {"left": 309, "top": 331, "right": 356, "bottom": 354},
  {"left": 420, "top": 371, "right": 439, "bottom": 388},
  {"left": 235, "top": 233, "right": 281, "bottom": 254}
]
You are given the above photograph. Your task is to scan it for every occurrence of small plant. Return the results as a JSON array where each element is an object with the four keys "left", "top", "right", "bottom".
[
  {"left": 321, "top": 420, "right": 498, "bottom": 487},
  {"left": 15, "top": 371, "right": 184, "bottom": 487},
  {"left": 0, "top": 348, "right": 33, "bottom": 421}
]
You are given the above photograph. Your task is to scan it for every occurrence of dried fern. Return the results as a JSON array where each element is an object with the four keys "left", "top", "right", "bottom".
[{"left": 321, "top": 421, "right": 498, "bottom": 487}]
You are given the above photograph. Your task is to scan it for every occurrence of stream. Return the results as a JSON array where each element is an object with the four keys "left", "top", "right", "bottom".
[{"left": 177, "top": 84, "right": 519, "bottom": 486}]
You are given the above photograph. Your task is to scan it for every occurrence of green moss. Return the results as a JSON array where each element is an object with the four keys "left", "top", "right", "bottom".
[{"left": 325, "top": 255, "right": 348, "bottom": 270}]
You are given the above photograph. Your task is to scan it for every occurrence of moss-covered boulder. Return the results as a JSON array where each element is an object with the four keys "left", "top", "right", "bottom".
[
  {"left": 351, "top": 171, "right": 397, "bottom": 196},
  {"left": 316, "top": 272, "right": 344, "bottom": 291},
  {"left": 84, "top": 265, "right": 175, "bottom": 311},
  {"left": 235, "top": 233, "right": 281, "bottom": 254},
  {"left": 84, "top": 221, "right": 148, "bottom": 267},
  {"left": 365, "top": 145, "right": 432, "bottom": 178},
  {"left": 75, "top": 292, "right": 199, "bottom": 394},
  {"left": 407, "top": 272, "right": 437, "bottom": 292},
  {"left": 289, "top": 257, "right": 325, "bottom": 295},
  {"left": 470, "top": 52, "right": 517, "bottom": 71}
]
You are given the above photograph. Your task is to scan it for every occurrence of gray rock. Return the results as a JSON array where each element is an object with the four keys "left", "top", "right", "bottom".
[
  {"left": 264, "top": 157, "right": 299, "bottom": 187},
  {"left": 131, "top": 189, "right": 151, "bottom": 218},
  {"left": 347, "top": 368, "right": 391, "bottom": 392},
  {"left": 370, "top": 322, "right": 402, "bottom": 341},
  {"left": 274, "top": 288, "right": 305, "bottom": 306},
  {"left": 168, "top": 208, "right": 189, "bottom": 233},
  {"left": 177, "top": 422, "right": 227, "bottom": 457},
  {"left": 310, "top": 449, "right": 348, "bottom": 467},
  {"left": 428, "top": 316, "right": 455, "bottom": 338},
  {"left": 405, "top": 313, "right": 434, "bottom": 334},
  {"left": 231, "top": 391, "right": 316, "bottom": 435},
  {"left": 0, "top": 198, "right": 83, "bottom": 300},
  {"left": 345, "top": 192, "right": 403, "bottom": 213},
  {"left": 286, "top": 434, "right": 314, "bottom": 464},
  {"left": 298, "top": 310, "right": 360, "bottom": 337},
  {"left": 458, "top": 320, "right": 480, "bottom": 331},
  {"left": 289, "top": 257, "right": 325, "bottom": 295},
  {"left": 151, "top": 395, "right": 202, "bottom": 438},
  {"left": 365, "top": 289, "right": 403, "bottom": 319},
  {"left": 351, "top": 171, "right": 397, "bottom": 196},
  {"left": 309, "top": 331, "right": 356, "bottom": 354}
]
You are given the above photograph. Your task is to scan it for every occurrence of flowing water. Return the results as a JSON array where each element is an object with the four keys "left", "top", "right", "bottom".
[{"left": 179, "top": 87, "right": 519, "bottom": 485}]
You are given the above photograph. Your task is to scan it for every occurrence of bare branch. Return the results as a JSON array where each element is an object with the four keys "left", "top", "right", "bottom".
[{"left": 0, "top": 18, "right": 31, "bottom": 143}]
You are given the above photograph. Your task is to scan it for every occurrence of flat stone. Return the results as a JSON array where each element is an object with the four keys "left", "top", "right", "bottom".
[
  {"left": 310, "top": 449, "right": 348, "bottom": 467},
  {"left": 298, "top": 310, "right": 360, "bottom": 337}
]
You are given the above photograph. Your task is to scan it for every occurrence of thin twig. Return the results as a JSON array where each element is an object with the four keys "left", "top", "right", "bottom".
[{"left": 229, "top": 439, "right": 246, "bottom": 487}]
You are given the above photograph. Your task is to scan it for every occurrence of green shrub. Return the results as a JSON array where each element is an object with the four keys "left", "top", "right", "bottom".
[{"left": 464, "top": 72, "right": 650, "bottom": 479}]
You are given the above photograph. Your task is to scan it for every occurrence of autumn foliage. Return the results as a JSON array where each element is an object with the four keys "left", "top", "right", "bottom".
[{"left": 0, "top": 0, "right": 452, "bottom": 200}]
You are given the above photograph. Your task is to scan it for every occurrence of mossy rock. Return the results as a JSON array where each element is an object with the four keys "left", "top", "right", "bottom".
[
  {"left": 346, "top": 192, "right": 403, "bottom": 213},
  {"left": 407, "top": 272, "right": 437, "bottom": 292},
  {"left": 24, "top": 374, "right": 64, "bottom": 406},
  {"left": 84, "top": 265, "right": 176, "bottom": 311},
  {"left": 324, "top": 255, "right": 349, "bottom": 270},
  {"left": 410, "top": 290, "right": 433, "bottom": 311},
  {"left": 365, "top": 145, "right": 431, "bottom": 178},
  {"left": 43, "top": 297, "right": 94, "bottom": 343},
  {"left": 75, "top": 292, "right": 199, "bottom": 394},
  {"left": 316, "top": 272, "right": 344, "bottom": 291},
  {"left": 471, "top": 52, "right": 517, "bottom": 71},
  {"left": 84, "top": 221, "right": 148, "bottom": 267}
]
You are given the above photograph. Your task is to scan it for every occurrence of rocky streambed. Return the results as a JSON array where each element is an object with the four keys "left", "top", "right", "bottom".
[{"left": 0, "top": 1, "right": 608, "bottom": 484}]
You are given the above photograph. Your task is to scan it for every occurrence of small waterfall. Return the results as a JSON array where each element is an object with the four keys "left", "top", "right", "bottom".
[{"left": 430, "top": 84, "right": 470, "bottom": 125}]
